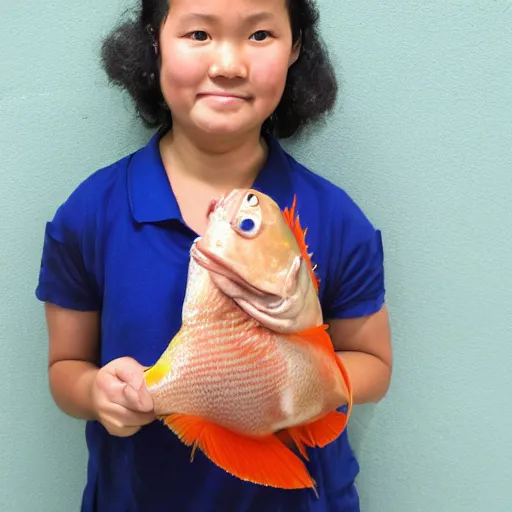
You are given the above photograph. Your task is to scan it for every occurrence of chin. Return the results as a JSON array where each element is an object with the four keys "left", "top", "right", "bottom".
[
  {"left": 197, "top": 123, "right": 240, "bottom": 135},
  {"left": 192, "top": 113, "right": 263, "bottom": 138}
]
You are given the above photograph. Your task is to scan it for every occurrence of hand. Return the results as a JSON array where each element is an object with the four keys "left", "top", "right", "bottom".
[{"left": 91, "top": 357, "right": 155, "bottom": 437}]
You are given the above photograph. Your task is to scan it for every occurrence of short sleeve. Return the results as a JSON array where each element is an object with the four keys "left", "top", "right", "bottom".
[
  {"left": 35, "top": 203, "right": 100, "bottom": 311},
  {"left": 323, "top": 193, "right": 385, "bottom": 319}
]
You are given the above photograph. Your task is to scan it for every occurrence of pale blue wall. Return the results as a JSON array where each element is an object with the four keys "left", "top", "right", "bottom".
[{"left": 1, "top": 1, "right": 511, "bottom": 510}]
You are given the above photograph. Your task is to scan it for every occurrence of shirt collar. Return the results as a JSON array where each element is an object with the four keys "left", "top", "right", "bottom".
[
  {"left": 252, "top": 133, "right": 294, "bottom": 210},
  {"left": 127, "top": 131, "right": 182, "bottom": 223},
  {"left": 127, "top": 130, "right": 294, "bottom": 224}
]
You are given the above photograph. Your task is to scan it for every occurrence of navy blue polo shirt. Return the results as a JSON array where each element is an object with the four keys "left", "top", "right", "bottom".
[{"left": 35, "top": 130, "right": 385, "bottom": 512}]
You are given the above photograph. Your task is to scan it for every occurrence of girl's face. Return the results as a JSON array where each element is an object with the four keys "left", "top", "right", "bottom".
[{"left": 158, "top": 0, "right": 299, "bottom": 137}]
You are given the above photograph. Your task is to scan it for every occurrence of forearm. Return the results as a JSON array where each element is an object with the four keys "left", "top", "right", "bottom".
[
  {"left": 336, "top": 351, "right": 391, "bottom": 404},
  {"left": 49, "top": 360, "right": 99, "bottom": 421}
]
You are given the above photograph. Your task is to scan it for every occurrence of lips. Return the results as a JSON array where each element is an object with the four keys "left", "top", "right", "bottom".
[{"left": 198, "top": 92, "right": 250, "bottom": 100}]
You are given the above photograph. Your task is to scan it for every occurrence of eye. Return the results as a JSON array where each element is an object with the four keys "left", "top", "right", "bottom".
[
  {"left": 250, "top": 30, "right": 270, "bottom": 42},
  {"left": 246, "top": 193, "right": 259, "bottom": 207},
  {"left": 187, "top": 31, "right": 209, "bottom": 41},
  {"left": 235, "top": 215, "right": 260, "bottom": 238},
  {"left": 239, "top": 218, "right": 256, "bottom": 232}
]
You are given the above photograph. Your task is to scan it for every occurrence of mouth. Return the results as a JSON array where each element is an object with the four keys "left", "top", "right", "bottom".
[
  {"left": 195, "top": 189, "right": 283, "bottom": 300},
  {"left": 190, "top": 241, "right": 270, "bottom": 298},
  {"left": 206, "top": 198, "right": 220, "bottom": 218},
  {"left": 205, "top": 190, "right": 246, "bottom": 222},
  {"left": 197, "top": 92, "right": 251, "bottom": 102}
]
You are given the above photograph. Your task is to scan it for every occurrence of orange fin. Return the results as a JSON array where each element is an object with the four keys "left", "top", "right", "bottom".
[
  {"left": 282, "top": 195, "right": 319, "bottom": 292},
  {"left": 163, "top": 414, "right": 316, "bottom": 490},
  {"left": 276, "top": 430, "right": 310, "bottom": 461},
  {"left": 286, "top": 410, "right": 349, "bottom": 450},
  {"left": 335, "top": 353, "right": 354, "bottom": 421},
  {"left": 292, "top": 324, "right": 333, "bottom": 355}
]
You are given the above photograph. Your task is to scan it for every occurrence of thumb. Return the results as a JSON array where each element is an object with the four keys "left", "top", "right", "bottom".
[
  {"left": 113, "top": 358, "right": 154, "bottom": 413},
  {"left": 122, "top": 384, "right": 154, "bottom": 414}
]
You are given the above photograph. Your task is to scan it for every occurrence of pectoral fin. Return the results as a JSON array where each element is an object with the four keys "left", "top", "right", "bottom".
[
  {"left": 163, "top": 414, "right": 316, "bottom": 490},
  {"left": 291, "top": 324, "right": 333, "bottom": 353}
]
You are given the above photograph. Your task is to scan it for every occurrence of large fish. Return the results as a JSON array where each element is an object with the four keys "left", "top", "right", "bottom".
[{"left": 143, "top": 189, "right": 352, "bottom": 491}]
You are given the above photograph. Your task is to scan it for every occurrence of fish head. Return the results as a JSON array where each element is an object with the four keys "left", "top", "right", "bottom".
[
  {"left": 194, "top": 189, "right": 301, "bottom": 297},
  {"left": 191, "top": 189, "right": 322, "bottom": 332}
]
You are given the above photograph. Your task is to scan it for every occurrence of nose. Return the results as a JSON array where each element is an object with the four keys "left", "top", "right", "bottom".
[{"left": 208, "top": 43, "right": 248, "bottom": 79}]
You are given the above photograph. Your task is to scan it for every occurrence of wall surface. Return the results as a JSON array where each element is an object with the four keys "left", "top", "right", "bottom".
[{"left": 1, "top": 1, "right": 511, "bottom": 511}]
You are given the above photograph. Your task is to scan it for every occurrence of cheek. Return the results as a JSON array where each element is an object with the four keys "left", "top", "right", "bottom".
[
  {"left": 250, "top": 53, "right": 291, "bottom": 98},
  {"left": 159, "top": 46, "right": 206, "bottom": 100}
]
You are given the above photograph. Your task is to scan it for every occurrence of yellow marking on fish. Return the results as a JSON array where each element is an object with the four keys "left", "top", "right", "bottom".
[{"left": 144, "top": 356, "right": 172, "bottom": 388}]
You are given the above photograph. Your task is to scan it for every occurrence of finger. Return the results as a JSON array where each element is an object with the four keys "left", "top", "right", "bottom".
[
  {"left": 101, "top": 373, "right": 151, "bottom": 413},
  {"left": 120, "top": 408, "right": 155, "bottom": 427},
  {"left": 113, "top": 359, "right": 147, "bottom": 390},
  {"left": 105, "top": 379, "right": 152, "bottom": 413},
  {"left": 106, "top": 425, "right": 142, "bottom": 438},
  {"left": 104, "top": 403, "right": 156, "bottom": 428},
  {"left": 106, "top": 358, "right": 153, "bottom": 412},
  {"left": 122, "top": 382, "right": 154, "bottom": 413}
]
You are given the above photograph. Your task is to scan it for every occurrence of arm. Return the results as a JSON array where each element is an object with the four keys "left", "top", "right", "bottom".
[
  {"left": 328, "top": 305, "right": 392, "bottom": 404},
  {"left": 46, "top": 302, "right": 100, "bottom": 420},
  {"left": 45, "top": 302, "right": 155, "bottom": 436},
  {"left": 38, "top": 190, "right": 155, "bottom": 436}
]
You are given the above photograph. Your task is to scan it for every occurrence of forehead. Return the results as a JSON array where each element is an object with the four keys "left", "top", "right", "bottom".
[{"left": 168, "top": 0, "right": 289, "bottom": 18}]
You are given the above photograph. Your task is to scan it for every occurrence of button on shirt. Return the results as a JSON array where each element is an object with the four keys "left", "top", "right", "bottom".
[{"left": 36, "top": 131, "right": 385, "bottom": 512}]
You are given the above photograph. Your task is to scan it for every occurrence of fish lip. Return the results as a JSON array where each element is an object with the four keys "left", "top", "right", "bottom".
[
  {"left": 191, "top": 242, "right": 274, "bottom": 299},
  {"left": 208, "top": 189, "right": 246, "bottom": 223},
  {"left": 206, "top": 198, "right": 220, "bottom": 218}
]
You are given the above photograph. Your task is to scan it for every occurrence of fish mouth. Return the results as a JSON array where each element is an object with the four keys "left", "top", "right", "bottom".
[
  {"left": 206, "top": 189, "right": 246, "bottom": 223},
  {"left": 190, "top": 241, "right": 275, "bottom": 299},
  {"left": 194, "top": 188, "right": 268, "bottom": 297}
]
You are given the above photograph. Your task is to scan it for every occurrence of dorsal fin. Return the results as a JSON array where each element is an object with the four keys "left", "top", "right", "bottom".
[{"left": 282, "top": 195, "right": 319, "bottom": 292}]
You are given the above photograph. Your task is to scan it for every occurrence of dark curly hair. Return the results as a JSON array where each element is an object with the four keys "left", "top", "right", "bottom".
[{"left": 101, "top": 0, "right": 338, "bottom": 138}]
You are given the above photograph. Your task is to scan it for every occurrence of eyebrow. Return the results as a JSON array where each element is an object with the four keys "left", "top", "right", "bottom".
[{"left": 180, "top": 12, "right": 276, "bottom": 24}]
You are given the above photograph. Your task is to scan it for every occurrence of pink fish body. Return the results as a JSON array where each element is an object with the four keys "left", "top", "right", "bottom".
[{"left": 144, "top": 190, "right": 352, "bottom": 491}]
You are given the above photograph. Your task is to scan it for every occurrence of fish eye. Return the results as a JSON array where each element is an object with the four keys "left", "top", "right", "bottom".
[
  {"left": 239, "top": 218, "right": 256, "bottom": 232},
  {"left": 246, "top": 193, "right": 259, "bottom": 207},
  {"left": 235, "top": 215, "right": 260, "bottom": 238}
]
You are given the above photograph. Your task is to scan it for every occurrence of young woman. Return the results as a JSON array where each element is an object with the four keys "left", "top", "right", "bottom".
[{"left": 36, "top": 0, "right": 392, "bottom": 510}]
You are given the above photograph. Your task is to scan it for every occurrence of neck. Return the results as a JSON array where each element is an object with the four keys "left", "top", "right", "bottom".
[{"left": 159, "top": 124, "right": 268, "bottom": 190}]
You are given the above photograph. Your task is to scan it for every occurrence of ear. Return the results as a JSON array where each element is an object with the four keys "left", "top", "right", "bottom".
[{"left": 289, "top": 35, "right": 302, "bottom": 67}]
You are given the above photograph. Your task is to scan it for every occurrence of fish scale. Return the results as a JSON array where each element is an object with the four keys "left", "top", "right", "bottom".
[{"left": 147, "top": 263, "right": 290, "bottom": 434}]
